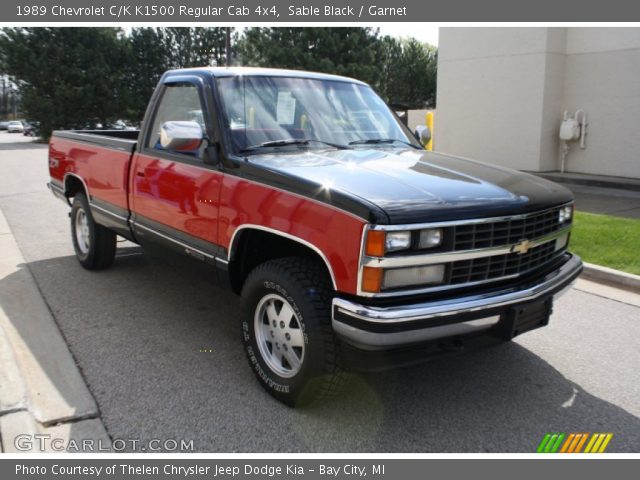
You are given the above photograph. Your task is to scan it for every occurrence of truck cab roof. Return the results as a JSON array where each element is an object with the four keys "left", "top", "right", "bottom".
[{"left": 163, "top": 66, "right": 369, "bottom": 86}]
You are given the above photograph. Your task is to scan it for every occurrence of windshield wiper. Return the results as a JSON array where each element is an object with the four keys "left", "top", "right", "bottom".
[
  {"left": 348, "top": 138, "right": 422, "bottom": 149},
  {"left": 240, "top": 138, "right": 349, "bottom": 152}
]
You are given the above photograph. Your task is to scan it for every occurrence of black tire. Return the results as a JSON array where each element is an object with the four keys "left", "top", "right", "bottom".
[
  {"left": 241, "top": 257, "right": 345, "bottom": 407},
  {"left": 70, "top": 193, "right": 117, "bottom": 270}
]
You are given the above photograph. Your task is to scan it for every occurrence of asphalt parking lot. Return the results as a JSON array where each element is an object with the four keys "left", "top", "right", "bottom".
[{"left": 0, "top": 132, "right": 638, "bottom": 452}]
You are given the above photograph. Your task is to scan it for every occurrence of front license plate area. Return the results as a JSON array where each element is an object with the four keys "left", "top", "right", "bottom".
[{"left": 494, "top": 299, "right": 553, "bottom": 340}]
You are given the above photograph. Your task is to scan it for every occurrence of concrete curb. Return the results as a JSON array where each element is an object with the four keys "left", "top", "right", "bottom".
[
  {"left": 581, "top": 262, "right": 640, "bottom": 294},
  {"left": 0, "top": 324, "right": 29, "bottom": 415},
  {"left": 534, "top": 172, "right": 640, "bottom": 193},
  {"left": 0, "top": 208, "right": 112, "bottom": 452}
]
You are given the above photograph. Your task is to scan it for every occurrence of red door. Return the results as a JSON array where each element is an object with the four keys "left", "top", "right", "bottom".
[{"left": 128, "top": 80, "right": 223, "bottom": 254}]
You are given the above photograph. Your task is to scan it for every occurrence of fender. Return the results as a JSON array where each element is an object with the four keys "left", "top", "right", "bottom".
[
  {"left": 63, "top": 172, "right": 134, "bottom": 240},
  {"left": 227, "top": 224, "right": 338, "bottom": 290},
  {"left": 62, "top": 172, "right": 90, "bottom": 202}
]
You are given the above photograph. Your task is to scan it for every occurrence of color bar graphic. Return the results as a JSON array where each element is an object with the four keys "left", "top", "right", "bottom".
[
  {"left": 584, "top": 433, "right": 614, "bottom": 453},
  {"left": 537, "top": 433, "right": 613, "bottom": 453},
  {"left": 536, "top": 433, "right": 565, "bottom": 453}
]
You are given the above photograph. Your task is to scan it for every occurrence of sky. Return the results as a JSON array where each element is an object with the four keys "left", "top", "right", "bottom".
[{"left": 376, "top": 25, "right": 439, "bottom": 46}]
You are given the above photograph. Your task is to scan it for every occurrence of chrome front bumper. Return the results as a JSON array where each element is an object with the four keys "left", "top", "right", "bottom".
[{"left": 332, "top": 254, "right": 583, "bottom": 350}]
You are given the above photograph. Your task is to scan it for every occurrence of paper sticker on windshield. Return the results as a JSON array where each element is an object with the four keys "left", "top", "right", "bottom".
[{"left": 277, "top": 91, "right": 296, "bottom": 125}]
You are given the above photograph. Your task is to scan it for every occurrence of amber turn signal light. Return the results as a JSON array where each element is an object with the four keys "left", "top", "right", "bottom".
[
  {"left": 361, "top": 267, "right": 383, "bottom": 293},
  {"left": 365, "top": 230, "right": 385, "bottom": 257}
]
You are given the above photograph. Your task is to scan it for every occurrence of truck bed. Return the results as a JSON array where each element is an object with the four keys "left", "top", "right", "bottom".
[
  {"left": 52, "top": 129, "right": 139, "bottom": 152},
  {"left": 49, "top": 130, "right": 139, "bottom": 227}
]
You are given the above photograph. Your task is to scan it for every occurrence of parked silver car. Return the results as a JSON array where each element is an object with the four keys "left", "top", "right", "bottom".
[{"left": 7, "top": 121, "right": 24, "bottom": 133}]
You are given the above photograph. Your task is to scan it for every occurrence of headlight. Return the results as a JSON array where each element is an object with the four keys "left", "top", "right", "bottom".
[
  {"left": 365, "top": 230, "right": 412, "bottom": 256},
  {"left": 558, "top": 205, "right": 573, "bottom": 223},
  {"left": 365, "top": 228, "right": 443, "bottom": 256},
  {"left": 418, "top": 228, "right": 443, "bottom": 249},
  {"left": 382, "top": 264, "right": 445, "bottom": 290},
  {"left": 385, "top": 231, "right": 412, "bottom": 252}
]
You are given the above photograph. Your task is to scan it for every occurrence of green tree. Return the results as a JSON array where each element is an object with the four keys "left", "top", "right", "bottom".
[
  {"left": 236, "top": 28, "right": 381, "bottom": 87},
  {"left": 164, "top": 27, "right": 229, "bottom": 68},
  {"left": 126, "top": 27, "right": 230, "bottom": 120},
  {"left": 0, "top": 27, "right": 436, "bottom": 138},
  {"left": 126, "top": 28, "right": 170, "bottom": 121},
  {"left": 236, "top": 28, "right": 437, "bottom": 109},
  {"left": 378, "top": 37, "right": 437, "bottom": 108},
  {"left": 0, "top": 28, "right": 130, "bottom": 138},
  {"left": 375, "top": 36, "right": 403, "bottom": 102}
]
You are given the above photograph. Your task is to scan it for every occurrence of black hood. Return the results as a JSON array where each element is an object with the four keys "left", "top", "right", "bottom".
[{"left": 243, "top": 148, "right": 574, "bottom": 224}]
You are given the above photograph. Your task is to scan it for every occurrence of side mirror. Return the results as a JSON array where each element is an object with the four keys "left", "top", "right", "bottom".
[
  {"left": 160, "top": 121, "right": 203, "bottom": 152},
  {"left": 414, "top": 125, "right": 431, "bottom": 146}
]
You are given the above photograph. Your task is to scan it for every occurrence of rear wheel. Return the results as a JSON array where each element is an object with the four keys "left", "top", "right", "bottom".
[
  {"left": 241, "top": 257, "right": 345, "bottom": 406},
  {"left": 71, "top": 193, "right": 116, "bottom": 270}
]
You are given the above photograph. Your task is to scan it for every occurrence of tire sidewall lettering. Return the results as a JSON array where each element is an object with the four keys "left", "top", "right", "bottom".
[
  {"left": 245, "top": 345, "right": 290, "bottom": 393},
  {"left": 241, "top": 260, "right": 335, "bottom": 405},
  {"left": 244, "top": 279, "right": 305, "bottom": 394}
]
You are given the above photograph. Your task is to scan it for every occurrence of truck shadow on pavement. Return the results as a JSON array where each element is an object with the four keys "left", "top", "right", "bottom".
[{"left": 4, "top": 247, "right": 639, "bottom": 453}]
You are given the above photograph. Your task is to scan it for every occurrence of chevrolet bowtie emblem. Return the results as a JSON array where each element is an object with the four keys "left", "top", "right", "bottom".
[{"left": 511, "top": 239, "right": 535, "bottom": 255}]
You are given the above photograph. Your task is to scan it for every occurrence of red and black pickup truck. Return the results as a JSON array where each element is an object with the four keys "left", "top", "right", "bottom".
[{"left": 48, "top": 67, "right": 583, "bottom": 406}]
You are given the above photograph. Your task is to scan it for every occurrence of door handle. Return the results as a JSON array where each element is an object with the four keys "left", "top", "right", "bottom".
[{"left": 136, "top": 171, "right": 146, "bottom": 178}]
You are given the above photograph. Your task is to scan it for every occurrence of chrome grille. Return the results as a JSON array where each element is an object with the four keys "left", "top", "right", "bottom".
[
  {"left": 453, "top": 207, "right": 564, "bottom": 250},
  {"left": 449, "top": 241, "right": 558, "bottom": 285},
  {"left": 358, "top": 203, "right": 573, "bottom": 298}
]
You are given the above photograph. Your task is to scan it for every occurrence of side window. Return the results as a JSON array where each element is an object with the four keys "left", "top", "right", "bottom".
[{"left": 147, "top": 83, "right": 206, "bottom": 158}]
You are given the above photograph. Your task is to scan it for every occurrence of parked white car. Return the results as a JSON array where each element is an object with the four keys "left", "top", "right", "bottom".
[{"left": 7, "top": 121, "right": 24, "bottom": 133}]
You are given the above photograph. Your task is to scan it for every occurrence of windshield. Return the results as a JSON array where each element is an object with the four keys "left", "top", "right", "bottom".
[{"left": 216, "top": 75, "right": 421, "bottom": 153}]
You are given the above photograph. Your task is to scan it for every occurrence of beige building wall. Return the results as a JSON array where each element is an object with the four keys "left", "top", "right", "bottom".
[{"left": 436, "top": 27, "right": 640, "bottom": 179}]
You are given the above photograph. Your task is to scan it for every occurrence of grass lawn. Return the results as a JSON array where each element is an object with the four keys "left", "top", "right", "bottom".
[{"left": 570, "top": 211, "right": 640, "bottom": 275}]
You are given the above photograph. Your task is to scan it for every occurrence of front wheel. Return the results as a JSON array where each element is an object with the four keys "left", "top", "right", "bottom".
[
  {"left": 241, "top": 257, "right": 345, "bottom": 407},
  {"left": 71, "top": 193, "right": 116, "bottom": 270}
]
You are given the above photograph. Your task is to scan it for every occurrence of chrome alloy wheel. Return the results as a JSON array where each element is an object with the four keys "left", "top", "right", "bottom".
[
  {"left": 74, "top": 207, "right": 90, "bottom": 255},
  {"left": 254, "top": 293, "right": 305, "bottom": 378}
]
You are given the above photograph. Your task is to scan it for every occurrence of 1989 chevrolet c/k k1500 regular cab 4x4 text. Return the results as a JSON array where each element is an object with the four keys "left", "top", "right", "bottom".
[{"left": 48, "top": 67, "right": 583, "bottom": 406}]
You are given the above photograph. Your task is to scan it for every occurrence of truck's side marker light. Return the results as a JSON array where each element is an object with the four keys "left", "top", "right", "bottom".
[{"left": 365, "top": 230, "right": 385, "bottom": 257}]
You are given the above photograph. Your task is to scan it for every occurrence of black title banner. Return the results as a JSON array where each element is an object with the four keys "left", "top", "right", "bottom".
[{"left": 3, "top": 0, "right": 640, "bottom": 22}]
